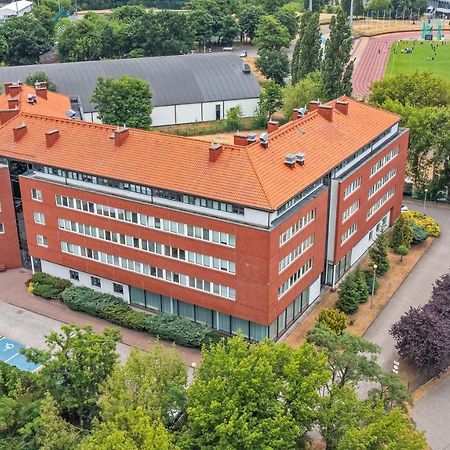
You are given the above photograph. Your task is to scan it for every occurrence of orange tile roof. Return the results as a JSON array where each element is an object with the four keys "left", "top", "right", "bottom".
[
  {"left": 0, "top": 97, "right": 401, "bottom": 211},
  {"left": 0, "top": 84, "right": 70, "bottom": 118}
]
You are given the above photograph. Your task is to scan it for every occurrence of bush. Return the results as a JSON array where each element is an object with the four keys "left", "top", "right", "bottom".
[
  {"left": 31, "top": 272, "right": 71, "bottom": 299},
  {"left": 396, "top": 245, "right": 409, "bottom": 261},
  {"left": 61, "top": 286, "right": 210, "bottom": 347},
  {"left": 402, "top": 210, "right": 440, "bottom": 237},
  {"left": 391, "top": 215, "right": 413, "bottom": 250},
  {"left": 410, "top": 222, "right": 429, "bottom": 244},
  {"left": 363, "top": 270, "right": 380, "bottom": 294},
  {"left": 369, "top": 233, "right": 390, "bottom": 276},
  {"left": 225, "top": 105, "right": 243, "bottom": 131},
  {"left": 354, "top": 269, "right": 369, "bottom": 304},
  {"left": 317, "top": 308, "right": 347, "bottom": 333},
  {"left": 144, "top": 314, "right": 210, "bottom": 348}
]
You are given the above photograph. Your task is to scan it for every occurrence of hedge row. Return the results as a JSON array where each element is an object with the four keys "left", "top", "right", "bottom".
[
  {"left": 30, "top": 272, "right": 72, "bottom": 299},
  {"left": 61, "top": 286, "right": 210, "bottom": 347}
]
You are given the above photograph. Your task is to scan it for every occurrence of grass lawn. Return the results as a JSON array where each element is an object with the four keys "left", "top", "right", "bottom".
[{"left": 385, "top": 40, "right": 450, "bottom": 81}]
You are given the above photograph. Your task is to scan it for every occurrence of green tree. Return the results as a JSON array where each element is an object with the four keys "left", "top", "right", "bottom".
[
  {"left": 91, "top": 76, "right": 153, "bottom": 130},
  {"left": 78, "top": 407, "right": 173, "bottom": 450},
  {"left": 22, "top": 325, "right": 121, "bottom": 428},
  {"left": 35, "top": 393, "right": 81, "bottom": 450},
  {"left": 317, "top": 308, "right": 348, "bottom": 333},
  {"left": 370, "top": 72, "right": 450, "bottom": 108},
  {"left": 391, "top": 214, "right": 413, "bottom": 250},
  {"left": 219, "top": 14, "right": 239, "bottom": 46},
  {"left": 354, "top": 269, "right": 369, "bottom": 304},
  {"left": 254, "top": 15, "right": 291, "bottom": 51},
  {"left": 321, "top": 7, "right": 354, "bottom": 100},
  {"left": 274, "top": 10, "right": 298, "bottom": 40},
  {"left": 291, "top": 11, "right": 321, "bottom": 83},
  {"left": 239, "top": 5, "right": 263, "bottom": 42},
  {"left": 259, "top": 80, "right": 284, "bottom": 120},
  {"left": 225, "top": 105, "right": 243, "bottom": 131},
  {"left": 25, "top": 71, "right": 58, "bottom": 92},
  {"left": 338, "top": 407, "right": 427, "bottom": 450},
  {"left": 99, "top": 345, "right": 186, "bottom": 426},
  {"left": 397, "top": 245, "right": 409, "bottom": 261},
  {"left": 0, "top": 15, "right": 52, "bottom": 65},
  {"left": 181, "top": 335, "right": 329, "bottom": 449},
  {"left": 336, "top": 274, "right": 361, "bottom": 314},
  {"left": 282, "top": 71, "right": 323, "bottom": 119},
  {"left": 256, "top": 49, "right": 289, "bottom": 84},
  {"left": 188, "top": 8, "right": 214, "bottom": 48},
  {"left": 369, "top": 232, "right": 390, "bottom": 276},
  {"left": 0, "top": 35, "right": 8, "bottom": 63},
  {"left": 366, "top": 0, "right": 392, "bottom": 11}
]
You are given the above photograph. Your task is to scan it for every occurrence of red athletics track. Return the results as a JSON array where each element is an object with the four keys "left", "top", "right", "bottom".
[{"left": 352, "top": 31, "right": 421, "bottom": 98}]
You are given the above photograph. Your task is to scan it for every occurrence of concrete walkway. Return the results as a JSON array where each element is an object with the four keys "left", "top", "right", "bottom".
[
  {"left": 0, "top": 269, "right": 201, "bottom": 367},
  {"left": 360, "top": 200, "right": 450, "bottom": 449}
]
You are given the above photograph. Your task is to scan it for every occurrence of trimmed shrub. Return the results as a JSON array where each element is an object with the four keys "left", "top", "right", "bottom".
[
  {"left": 144, "top": 314, "right": 209, "bottom": 348},
  {"left": 396, "top": 245, "right": 409, "bottom": 261},
  {"left": 61, "top": 286, "right": 147, "bottom": 330},
  {"left": 410, "top": 222, "right": 429, "bottom": 244},
  {"left": 363, "top": 270, "right": 380, "bottom": 294},
  {"left": 317, "top": 308, "right": 347, "bottom": 333},
  {"left": 61, "top": 286, "right": 210, "bottom": 347},
  {"left": 403, "top": 210, "right": 440, "bottom": 237},
  {"left": 31, "top": 272, "right": 71, "bottom": 299}
]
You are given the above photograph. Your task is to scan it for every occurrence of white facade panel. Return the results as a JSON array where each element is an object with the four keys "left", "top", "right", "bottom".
[
  {"left": 175, "top": 103, "right": 202, "bottom": 124},
  {"left": 152, "top": 105, "right": 176, "bottom": 126},
  {"left": 224, "top": 98, "right": 259, "bottom": 118},
  {"left": 326, "top": 179, "right": 339, "bottom": 261},
  {"left": 202, "top": 101, "right": 223, "bottom": 121},
  {"left": 309, "top": 275, "right": 321, "bottom": 305},
  {"left": 41, "top": 259, "right": 130, "bottom": 303}
]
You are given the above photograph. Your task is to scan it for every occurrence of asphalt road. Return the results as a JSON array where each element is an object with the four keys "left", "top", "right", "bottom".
[{"left": 361, "top": 200, "right": 450, "bottom": 449}]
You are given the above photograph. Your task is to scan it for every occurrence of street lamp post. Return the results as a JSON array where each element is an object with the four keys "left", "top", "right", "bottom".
[
  {"left": 423, "top": 188, "right": 428, "bottom": 214},
  {"left": 370, "top": 264, "right": 378, "bottom": 308},
  {"left": 350, "top": 0, "right": 354, "bottom": 28}
]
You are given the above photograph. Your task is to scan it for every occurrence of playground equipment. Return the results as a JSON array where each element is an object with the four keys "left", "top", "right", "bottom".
[{"left": 422, "top": 20, "right": 444, "bottom": 40}]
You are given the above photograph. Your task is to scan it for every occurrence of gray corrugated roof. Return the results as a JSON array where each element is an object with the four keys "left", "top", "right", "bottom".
[{"left": 0, "top": 53, "right": 261, "bottom": 112}]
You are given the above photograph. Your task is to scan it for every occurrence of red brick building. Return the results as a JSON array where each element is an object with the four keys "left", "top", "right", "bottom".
[{"left": 0, "top": 97, "right": 409, "bottom": 340}]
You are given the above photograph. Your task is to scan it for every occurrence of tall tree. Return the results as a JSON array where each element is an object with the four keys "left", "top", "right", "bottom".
[
  {"left": 239, "top": 5, "right": 263, "bottom": 42},
  {"left": 254, "top": 15, "right": 291, "bottom": 51},
  {"left": 291, "top": 11, "right": 321, "bottom": 84},
  {"left": 99, "top": 345, "right": 186, "bottom": 426},
  {"left": 259, "top": 81, "right": 283, "bottom": 119},
  {"left": 391, "top": 214, "right": 413, "bottom": 250},
  {"left": 22, "top": 325, "right": 121, "bottom": 428},
  {"left": 321, "top": 7, "right": 354, "bottom": 100},
  {"left": 369, "top": 232, "right": 390, "bottom": 276},
  {"left": 256, "top": 49, "right": 289, "bottom": 84},
  {"left": 91, "top": 76, "right": 153, "bottom": 130},
  {"left": 274, "top": 10, "right": 298, "bottom": 41}
]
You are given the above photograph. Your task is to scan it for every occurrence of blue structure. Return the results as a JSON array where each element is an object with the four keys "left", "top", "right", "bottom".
[{"left": 0, "top": 337, "right": 41, "bottom": 372}]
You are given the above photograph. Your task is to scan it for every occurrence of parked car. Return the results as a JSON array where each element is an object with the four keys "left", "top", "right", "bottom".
[
  {"left": 401, "top": 204, "right": 409, "bottom": 212},
  {"left": 239, "top": 49, "right": 247, "bottom": 57}
]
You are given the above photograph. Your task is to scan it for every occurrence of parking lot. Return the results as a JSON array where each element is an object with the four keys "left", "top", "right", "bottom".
[{"left": 0, "top": 336, "right": 41, "bottom": 372}]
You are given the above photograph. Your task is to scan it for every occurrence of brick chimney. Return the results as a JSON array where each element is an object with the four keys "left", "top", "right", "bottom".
[
  {"left": 308, "top": 100, "right": 320, "bottom": 112},
  {"left": 8, "top": 84, "right": 21, "bottom": 97},
  {"left": 209, "top": 142, "right": 223, "bottom": 162},
  {"left": 35, "top": 84, "right": 48, "bottom": 100},
  {"left": 335, "top": 100, "right": 349, "bottom": 115},
  {"left": 3, "top": 82, "right": 13, "bottom": 95},
  {"left": 234, "top": 133, "right": 248, "bottom": 146},
  {"left": 8, "top": 98, "right": 19, "bottom": 109},
  {"left": 267, "top": 120, "right": 279, "bottom": 133},
  {"left": 13, "top": 123, "right": 27, "bottom": 142},
  {"left": 293, "top": 109, "right": 299, "bottom": 120},
  {"left": 114, "top": 126, "right": 129, "bottom": 146},
  {"left": 0, "top": 108, "right": 19, "bottom": 124},
  {"left": 45, "top": 129, "right": 60, "bottom": 147},
  {"left": 318, "top": 105, "right": 333, "bottom": 121}
]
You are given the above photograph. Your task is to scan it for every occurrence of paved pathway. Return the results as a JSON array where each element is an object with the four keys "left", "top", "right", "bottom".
[
  {"left": 352, "top": 31, "right": 421, "bottom": 98},
  {"left": 360, "top": 200, "right": 450, "bottom": 449},
  {"left": 0, "top": 269, "right": 201, "bottom": 367}
]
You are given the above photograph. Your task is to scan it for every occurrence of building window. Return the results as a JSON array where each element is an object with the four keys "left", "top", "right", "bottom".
[
  {"left": 31, "top": 189, "right": 43, "bottom": 202},
  {"left": 113, "top": 283, "right": 124, "bottom": 295},
  {"left": 370, "top": 148, "right": 399, "bottom": 177},
  {"left": 91, "top": 276, "right": 101, "bottom": 288},
  {"left": 69, "top": 270, "right": 79, "bottom": 281},
  {"left": 278, "top": 259, "right": 313, "bottom": 298},
  {"left": 279, "top": 209, "right": 316, "bottom": 246},
  {"left": 342, "top": 201, "right": 360, "bottom": 223},
  {"left": 279, "top": 234, "right": 314, "bottom": 272},
  {"left": 368, "top": 168, "right": 397, "bottom": 198},
  {"left": 343, "top": 177, "right": 361, "bottom": 199},
  {"left": 36, "top": 235, "right": 48, "bottom": 247},
  {"left": 0, "top": 223, "right": 4, "bottom": 233},
  {"left": 367, "top": 188, "right": 395, "bottom": 219},
  {"left": 341, "top": 222, "right": 358, "bottom": 245},
  {"left": 33, "top": 211, "right": 45, "bottom": 225}
]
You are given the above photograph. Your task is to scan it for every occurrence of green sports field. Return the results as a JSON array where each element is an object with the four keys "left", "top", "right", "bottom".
[{"left": 385, "top": 40, "right": 450, "bottom": 81}]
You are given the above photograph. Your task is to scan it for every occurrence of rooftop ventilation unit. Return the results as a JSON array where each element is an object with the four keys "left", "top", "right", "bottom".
[
  {"left": 259, "top": 132, "right": 269, "bottom": 148},
  {"left": 298, "top": 107, "right": 307, "bottom": 117},
  {"left": 296, "top": 153, "right": 305, "bottom": 166},
  {"left": 284, "top": 154, "right": 296, "bottom": 167},
  {"left": 65, "top": 109, "right": 77, "bottom": 119},
  {"left": 242, "top": 63, "right": 251, "bottom": 73},
  {"left": 247, "top": 133, "right": 257, "bottom": 143},
  {"left": 27, "top": 94, "right": 36, "bottom": 104}
]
